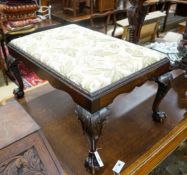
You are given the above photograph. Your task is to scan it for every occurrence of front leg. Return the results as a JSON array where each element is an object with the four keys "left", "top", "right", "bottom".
[
  {"left": 75, "top": 105, "right": 109, "bottom": 174},
  {"left": 152, "top": 72, "right": 173, "bottom": 123},
  {"left": 7, "top": 55, "right": 24, "bottom": 98}
]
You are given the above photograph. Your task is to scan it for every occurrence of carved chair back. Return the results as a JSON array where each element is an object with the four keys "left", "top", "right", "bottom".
[
  {"left": 62, "top": 0, "right": 88, "bottom": 17},
  {"left": 127, "top": 0, "right": 148, "bottom": 43},
  {"left": 90, "top": 0, "right": 126, "bottom": 36},
  {"left": 90, "top": 10, "right": 112, "bottom": 34},
  {"left": 111, "top": 7, "right": 126, "bottom": 37}
]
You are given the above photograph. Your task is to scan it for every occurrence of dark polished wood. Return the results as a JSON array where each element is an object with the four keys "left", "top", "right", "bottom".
[
  {"left": 1, "top": 70, "right": 186, "bottom": 175},
  {"left": 7, "top": 55, "right": 24, "bottom": 98},
  {"left": 75, "top": 105, "right": 109, "bottom": 174},
  {"left": 161, "top": 1, "right": 174, "bottom": 32},
  {"left": 152, "top": 72, "right": 173, "bottom": 122},
  {"left": 127, "top": 0, "right": 148, "bottom": 44}
]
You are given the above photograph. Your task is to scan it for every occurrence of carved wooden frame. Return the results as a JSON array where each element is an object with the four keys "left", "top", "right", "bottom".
[
  {"left": 7, "top": 41, "right": 172, "bottom": 174},
  {"left": 0, "top": 131, "right": 64, "bottom": 175},
  {"left": 127, "top": 0, "right": 148, "bottom": 43}
]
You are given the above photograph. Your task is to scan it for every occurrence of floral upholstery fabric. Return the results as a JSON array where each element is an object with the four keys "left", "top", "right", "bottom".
[{"left": 10, "top": 24, "right": 166, "bottom": 93}]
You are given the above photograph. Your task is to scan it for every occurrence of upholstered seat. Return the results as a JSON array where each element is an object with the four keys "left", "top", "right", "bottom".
[
  {"left": 10, "top": 24, "right": 165, "bottom": 93},
  {"left": 162, "top": 32, "right": 183, "bottom": 43},
  {"left": 107, "top": 25, "right": 124, "bottom": 37}
]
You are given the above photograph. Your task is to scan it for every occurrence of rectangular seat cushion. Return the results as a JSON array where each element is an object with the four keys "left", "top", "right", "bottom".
[{"left": 10, "top": 24, "right": 166, "bottom": 93}]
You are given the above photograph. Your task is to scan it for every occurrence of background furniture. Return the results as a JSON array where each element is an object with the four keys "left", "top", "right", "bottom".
[
  {"left": 0, "top": 19, "right": 60, "bottom": 86},
  {"left": 50, "top": 0, "right": 121, "bottom": 22},
  {"left": 38, "top": 5, "right": 52, "bottom": 19},
  {"left": 178, "top": 21, "right": 186, "bottom": 33},
  {"left": 0, "top": 100, "right": 64, "bottom": 175},
  {"left": 0, "top": 8, "right": 8, "bottom": 85},
  {"left": 107, "top": 7, "right": 126, "bottom": 38},
  {"left": 146, "top": 0, "right": 174, "bottom": 32},
  {"left": 96, "top": 0, "right": 114, "bottom": 12},
  {"left": 175, "top": 0, "right": 187, "bottom": 17},
  {"left": 89, "top": 0, "right": 125, "bottom": 37},
  {"left": 117, "top": 11, "right": 166, "bottom": 43},
  {"left": 0, "top": 31, "right": 8, "bottom": 85},
  {"left": 2, "top": 0, "right": 39, "bottom": 31},
  {"left": 90, "top": 10, "right": 112, "bottom": 33},
  {"left": 62, "top": 0, "right": 88, "bottom": 17}
]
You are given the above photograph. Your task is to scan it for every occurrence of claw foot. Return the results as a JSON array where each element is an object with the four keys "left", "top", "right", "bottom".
[
  {"left": 13, "top": 88, "right": 24, "bottom": 99},
  {"left": 85, "top": 152, "right": 100, "bottom": 174},
  {"left": 152, "top": 111, "right": 166, "bottom": 123}
]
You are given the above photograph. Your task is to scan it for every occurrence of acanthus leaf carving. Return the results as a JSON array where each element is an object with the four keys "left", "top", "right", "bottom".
[{"left": 0, "top": 147, "right": 47, "bottom": 175}]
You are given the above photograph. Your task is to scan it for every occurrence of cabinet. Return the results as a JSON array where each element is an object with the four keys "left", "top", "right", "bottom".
[
  {"left": 0, "top": 101, "right": 64, "bottom": 175},
  {"left": 97, "top": 0, "right": 114, "bottom": 12}
]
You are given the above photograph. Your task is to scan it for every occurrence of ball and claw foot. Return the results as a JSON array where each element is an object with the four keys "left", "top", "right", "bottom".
[
  {"left": 85, "top": 152, "right": 100, "bottom": 175},
  {"left": 152, "top": 111, "right": 167, "bottom": 123},
  {"left": 13, "top": 88, "right": 24, "bottom": 99}
]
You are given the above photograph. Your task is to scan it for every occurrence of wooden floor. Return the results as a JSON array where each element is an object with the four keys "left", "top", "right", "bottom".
[{"left": 1, "top": 70, "right": 187, "bottom": 175}]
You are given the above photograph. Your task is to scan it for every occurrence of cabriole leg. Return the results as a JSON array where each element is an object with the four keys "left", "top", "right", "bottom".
[
  {"left": 7, "top": 55, "right": 24, "bottom": 98},
  {"left": 152, "top": 72, "right": 173, "bottom": 123},
  {"left": 75, "top": 105, "right": 109, "bottom": 174}
]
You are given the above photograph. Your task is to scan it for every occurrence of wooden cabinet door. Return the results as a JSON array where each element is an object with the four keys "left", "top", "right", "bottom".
[
  {"left": 0, "top": 131, "right": 65, "bottom": 175},
  {"left": 97, "top": 0, "right": 114, "bottom": 12}
]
